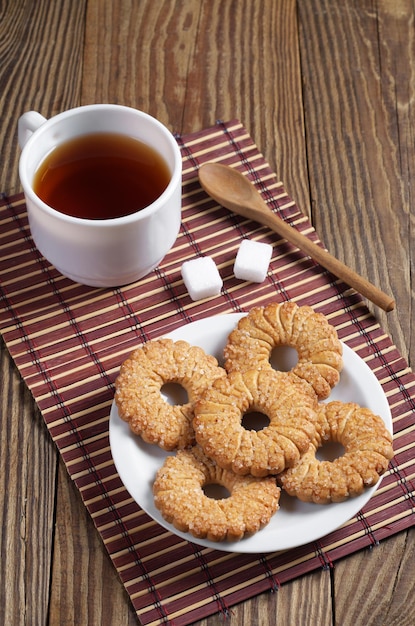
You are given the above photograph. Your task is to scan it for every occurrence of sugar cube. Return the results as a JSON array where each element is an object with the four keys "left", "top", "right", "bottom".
[
  {"left": 181, "top": 256, "right": 223, "bottom": 301},
  {"left": 233, "top": 239, "right": 272, "bottom": 282}
]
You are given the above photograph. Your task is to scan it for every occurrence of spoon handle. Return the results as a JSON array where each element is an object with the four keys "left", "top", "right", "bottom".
[{"left": 260, "top": 209, "right": 395, "bottom": 312}]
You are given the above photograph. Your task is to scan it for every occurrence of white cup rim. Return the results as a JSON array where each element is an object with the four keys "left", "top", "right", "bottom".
[{"left": 19, "top": 104, "right": 182, "bottom": 227}]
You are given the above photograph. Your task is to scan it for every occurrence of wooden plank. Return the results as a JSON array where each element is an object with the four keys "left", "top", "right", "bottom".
[
  {"left": 297, "top": 0, "right": 412, "bottom": 355},
  {"left": 0, "top": 341, "right": 56, "bottom": 625},
  {"left": 0, "top": 1, "right": 86, "bottom": 625},
  {"left": 49, "top": 459, "right": 138, "bottom": 626},
  {"left": 182, "top": 0, "right": 311, "bottom": 217},
  {"left": 332, "top": 534, "right": 415, "bottom": 625},
  {"left": 297, "top": 1, "right": 415, "bottom": 623}
]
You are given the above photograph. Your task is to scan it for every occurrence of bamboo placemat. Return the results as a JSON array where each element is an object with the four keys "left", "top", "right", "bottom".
[{"left": 1, "top": 120, "right": 414, "bottom": 626}]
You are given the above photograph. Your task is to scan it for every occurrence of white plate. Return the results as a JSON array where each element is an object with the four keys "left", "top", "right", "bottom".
[{"left": 109, "top": 313, "right": 393, "bottom": 553}]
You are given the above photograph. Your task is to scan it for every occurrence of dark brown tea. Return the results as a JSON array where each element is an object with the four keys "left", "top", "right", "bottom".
[{"left": 33, "top": 132, "right": 171, "bottom": 219}]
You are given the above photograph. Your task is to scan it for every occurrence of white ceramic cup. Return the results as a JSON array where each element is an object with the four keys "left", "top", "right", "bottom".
[{"left": 18, "top": 104, "right": 182, "bottom": 287}]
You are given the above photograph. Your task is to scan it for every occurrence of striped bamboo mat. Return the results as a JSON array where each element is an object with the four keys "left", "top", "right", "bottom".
[{"left": 1, "top": 120, "right": 414, "bottom": 626}]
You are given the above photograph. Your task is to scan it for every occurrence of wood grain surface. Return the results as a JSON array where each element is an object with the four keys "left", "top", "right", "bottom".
[{"left": 1, "top": 1, "right": 414, "bottom": 625}]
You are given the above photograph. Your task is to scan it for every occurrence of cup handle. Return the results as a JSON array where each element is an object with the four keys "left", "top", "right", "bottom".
[{"left": 18, "top": 111, "right": 47, "bottom": 149}]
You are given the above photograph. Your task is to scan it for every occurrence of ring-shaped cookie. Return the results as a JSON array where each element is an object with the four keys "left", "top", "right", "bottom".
[
  {"left": 193, "top": 369, "right": 319, "bottom": 477},
  {"left": 278, "top": 400, "right": 394, "bottom": 503},
  {"left": 224, "top": 301, "right": 343, "bottom": 400},
  {"left": 114, "top": 338, "right": 226, "bottom": 450},
  {"left": 153, "top": 445, "right": 281, "bottom": 542}
]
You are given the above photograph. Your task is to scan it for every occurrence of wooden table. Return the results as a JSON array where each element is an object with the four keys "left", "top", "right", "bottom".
[{"left": 1, "top": 1, "right": 414, "bottom": 624}]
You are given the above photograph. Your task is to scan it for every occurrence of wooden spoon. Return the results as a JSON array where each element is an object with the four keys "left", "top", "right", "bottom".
[{"left": 198, "top": 162, "right": 395, "bottom": 312}]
